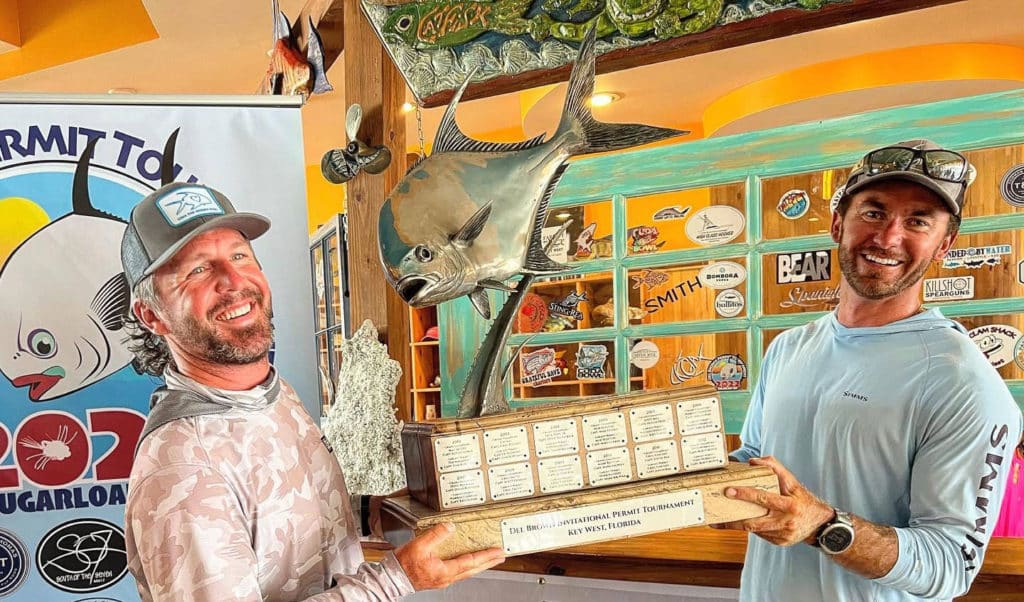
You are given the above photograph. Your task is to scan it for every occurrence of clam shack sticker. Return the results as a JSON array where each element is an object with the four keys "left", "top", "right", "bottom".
[
  {"left": 521, "top": 348, "right": 562, "bottom": 386},
  {"left": 685, "top": 206, "right": 744, "bottom": 246},
  {"left": 968, "top": 325, "right": 1022, "bottom": 369}
]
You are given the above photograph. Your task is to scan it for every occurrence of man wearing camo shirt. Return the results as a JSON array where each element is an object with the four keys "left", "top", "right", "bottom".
[{"left": 119, "top": 182, "right": 504, "bottom": 601}]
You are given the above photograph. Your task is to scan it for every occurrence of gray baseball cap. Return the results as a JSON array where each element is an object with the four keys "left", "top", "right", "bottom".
[
  {"left": 841, "top": 139, "right": 975, "bottom": 216},
  {"left": 121, "top": 182, "right": 270, "bottom": 290}
]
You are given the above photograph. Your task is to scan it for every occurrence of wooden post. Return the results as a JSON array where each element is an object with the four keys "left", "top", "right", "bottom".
[{"left": 343, "top": 1, "right": 412, "bottom": 420}]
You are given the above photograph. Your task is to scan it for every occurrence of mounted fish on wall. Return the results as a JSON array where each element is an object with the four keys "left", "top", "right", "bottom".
[
  {"left": 360, "top": 0, "right": 887, "bottom": 106},
  {"left": 378, "top": 26, "right": 685, "bottom": 416},
  {"left": 258, "top": 0, "right": 333, "bottom": 98}
]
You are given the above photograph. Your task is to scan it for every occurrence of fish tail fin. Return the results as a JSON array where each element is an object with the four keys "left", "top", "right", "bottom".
[{"left": 555, "top": 26, "right": 686, "bottom": 155}]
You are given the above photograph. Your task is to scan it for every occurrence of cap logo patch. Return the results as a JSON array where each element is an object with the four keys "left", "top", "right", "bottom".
[{"left": 156, "top": 186, "right": 224, "bottom": 226}]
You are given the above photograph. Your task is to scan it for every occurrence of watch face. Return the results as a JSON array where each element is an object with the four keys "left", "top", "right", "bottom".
[{"left": 821, "top": 524, "right": 854, "bottom": 554}]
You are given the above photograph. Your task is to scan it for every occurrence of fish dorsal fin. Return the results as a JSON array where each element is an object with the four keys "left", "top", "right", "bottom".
[
  {"left": 469, "top": 288, "right": 491, "bottom": 320},
  {"left": 452, "top": 202, "right": 491, "bottom": 248},
  {"left": 72, "top": 138, "right": 124, "bottom": 222},
  {"left": 434, "top": 69, "right": 546, "bottom": 154},
  {"left": 160, "top": 128, "right": 180, "bottom": 186},
  {"left": 91, "top": 272, "right": 130, "bottom": 331}
]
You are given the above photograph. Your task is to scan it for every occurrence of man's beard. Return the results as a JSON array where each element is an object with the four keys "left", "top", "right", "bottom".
[
  {"left": 176, "top": 291, "right": 275, "bottom": 365},
  {"left": 837, "top": 242, "right": 933, "bottom": 300}
]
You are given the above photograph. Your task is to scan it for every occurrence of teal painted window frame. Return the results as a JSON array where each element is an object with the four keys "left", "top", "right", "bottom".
[{"left": 437, "top": 88, "right": 1024, "bottom": 431}]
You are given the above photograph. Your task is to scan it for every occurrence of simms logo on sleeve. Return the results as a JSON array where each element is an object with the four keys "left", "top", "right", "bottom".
[
  {"left": 156, "top": 186, "right": 224, "bottom": 226},
  {"left": 960, "top": 424, "right": 1011, "bottom": 572}
]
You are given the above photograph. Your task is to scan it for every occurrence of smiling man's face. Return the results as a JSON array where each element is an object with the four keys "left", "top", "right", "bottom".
[
  {"left": 148, "top": 228, "right": 274, "bottom": 366},
  {"left": 832, "top": 180, "right": 957, "bottom": 302}
]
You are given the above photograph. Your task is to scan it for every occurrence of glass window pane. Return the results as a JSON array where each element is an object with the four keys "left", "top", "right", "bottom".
[
  {"left": 316, "top": 332, "right": 331, "bottom": 413},
  {"left": 311, "top": 244, "right": 327, "bottom": 331},
  {"left": 327, "top": 233, "right": 344, "bottom": 328},
  {"left": 761, "top": 167, "right": 850, "bottom": 239},
  {"left": 625, "top": 183, "right": 746, "bottom": 255},
  {"left": 541, "top": 201, "right": 613, "bottom": 265},
  {"left": 921, "top": 230, "right": 1024, "bottom": 303},
  {"left": 331, "top": 329, "right": 345, "bottom": 392},
  {"left": 962, "top": 144, "right": 1024, "bottom": 218},
  {"left": 762, "top": 247, "right": 840, "bottom": 315},
  {"left": 514, "top": 272, "right": 613, "bottom": 334},
  {"left": 628, "top": 258, "right": 747, "bottom": 324},
  {"left": 511, "top": 341, "right": 616, "bottom": 400},
  {"left": 627, "top": 333, "right": 748, "bottom": 392}
]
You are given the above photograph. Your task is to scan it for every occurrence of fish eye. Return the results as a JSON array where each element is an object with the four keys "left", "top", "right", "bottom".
[
  {"left": 396, "top": 15, "right": 413, "bottom": 32},
  {"left": 414, "top": 245, "right": 433, "bottom": 262},
  {"left": 27, "top": 328, "right": 57, "bottom": 359}
]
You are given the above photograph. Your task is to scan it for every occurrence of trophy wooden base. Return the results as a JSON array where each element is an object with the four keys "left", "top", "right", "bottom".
[{"left": 382, "top": 461, "right": 778, "bottom": 559}]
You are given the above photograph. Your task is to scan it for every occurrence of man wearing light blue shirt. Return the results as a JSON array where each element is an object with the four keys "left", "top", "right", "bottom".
[{"left": 721, "top": 140, "right": 1023, "bottom": 601}]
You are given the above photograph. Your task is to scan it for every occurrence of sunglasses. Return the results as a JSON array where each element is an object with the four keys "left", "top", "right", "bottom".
[{"left": 861, "top": 147, "right": 970, "bottom": 183}]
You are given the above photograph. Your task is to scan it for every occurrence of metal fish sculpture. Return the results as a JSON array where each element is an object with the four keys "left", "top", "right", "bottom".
[
  {"left": 0, "top": 133, "right": 180, "bottom": 402},
  {"left": 379, "top": 26, "right": 686, "bottom": 322},
  {"left": 259, "top": 0, "right": 332, "bottom": 97},
  {"left": 380, "top": 0, "right": 545, "bottom": 49}
]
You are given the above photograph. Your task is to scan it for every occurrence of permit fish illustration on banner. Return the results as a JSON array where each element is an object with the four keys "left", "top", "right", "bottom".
[
  {"left": 379, "top": 26, "right": 684, "bottom": 319},
  {"left": 378, "top": 26, "right": 685, "bottom": 416},
  {"left": 0, "top": 132, "right": 180, "bottom": 402}
]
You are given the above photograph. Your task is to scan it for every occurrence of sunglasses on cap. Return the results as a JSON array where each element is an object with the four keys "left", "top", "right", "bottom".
[{"left": 858, "top": 146, "right": 972, "bottom": 184}]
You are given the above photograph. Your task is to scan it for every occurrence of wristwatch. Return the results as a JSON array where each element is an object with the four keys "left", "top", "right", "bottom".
[{"left": 815, "top": 509, "right": 855, "bottom": 555}]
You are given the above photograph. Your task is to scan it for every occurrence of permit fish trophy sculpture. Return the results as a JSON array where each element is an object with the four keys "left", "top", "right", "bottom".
[{"left": 378, "top": 27, "right": 685, "bottom": 418}]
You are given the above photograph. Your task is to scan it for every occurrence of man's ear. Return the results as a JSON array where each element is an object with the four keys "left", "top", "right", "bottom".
[
  {"left": 830, "top": 211, "right": 843, "bottom": 244},
  {"left": 133, "top": 300, "right": 170, "bottom": 336},
  {"left": 933, "top": 228, "right": 958, "bottom": 261}
]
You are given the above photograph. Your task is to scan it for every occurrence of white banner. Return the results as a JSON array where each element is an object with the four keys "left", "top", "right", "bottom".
[{"left": 0, "top": 97, "right": 314, "bottom": 600}]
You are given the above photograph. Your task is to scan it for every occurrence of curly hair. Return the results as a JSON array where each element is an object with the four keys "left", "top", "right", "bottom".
[{"left": 122, "top": 276, "right": 175, "bottom": 377}]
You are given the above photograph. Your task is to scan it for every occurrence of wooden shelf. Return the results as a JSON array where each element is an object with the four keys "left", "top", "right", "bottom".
[
  {"left": 411, "top": 340, "right": 439, "bottom": 347},
  {"left": 412, "top": 387, "right": 441, "bottom": 393}
]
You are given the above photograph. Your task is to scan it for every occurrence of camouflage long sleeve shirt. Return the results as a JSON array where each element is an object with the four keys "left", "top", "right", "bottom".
[{"left": 124, "top": 378, "right": 414, "bottom": 601}]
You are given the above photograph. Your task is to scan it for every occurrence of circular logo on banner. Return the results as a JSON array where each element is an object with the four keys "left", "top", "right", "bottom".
[
  {"left": 707, "top": 354, "right": 747, "bottom": 391},
  {"left": 1015, "top": 337, "right": 1024, "bottom": 371},
  {"left": 685, "top": 206, "right": 744, "bottom": 247},
  {"left": 776, "top": 189, "right": 810, "bottom": 219},
  {"left": 36, "top": 518, "right": 128, "bottom": 593},
  {"left": 714, "top": 289, "right": 745, "bottom": 317},
  {"left": 999, "top": 165, "right": 1024, "bottom": 207},
  {"left": 629, "top": 340, "right": 660, "bottom": 369},
  {"left": 967, "top": 324, "right": 1023, "bottom": 369},
  {"left": 0, "top": 528, "right": 29, "bottom": 597},
  {"left": 698, "top": 261, "right": 747, "bottom": 290}
]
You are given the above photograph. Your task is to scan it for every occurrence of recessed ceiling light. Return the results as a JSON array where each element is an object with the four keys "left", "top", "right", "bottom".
[
  {"left": 107, "top": 87, "right": 137, "bottom": 94},
  {"left": 555, "top": 211, "right": 572, "bottom": 220},
  {"left": 808, "top": 217, "right": 820, "bottom": 222},
  {"left": 590, "top": 92, "right": 621, "bottom": 107},
  {"left": 401, "top": 102, "right": 415, "bottom": 113}
]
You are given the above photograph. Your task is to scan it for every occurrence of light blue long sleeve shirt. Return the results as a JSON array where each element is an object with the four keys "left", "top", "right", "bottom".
[{"left": 733, "top": 309, "right": 1022, "bottom": 602}]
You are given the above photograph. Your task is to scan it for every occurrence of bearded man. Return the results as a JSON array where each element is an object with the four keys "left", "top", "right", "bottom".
[
  {"left": 722, "top": 140, "right": 1022, "bottom": 602},
  {"left": 119, "top": 182, "right": 503, "bottom": 601}
]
